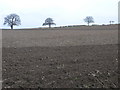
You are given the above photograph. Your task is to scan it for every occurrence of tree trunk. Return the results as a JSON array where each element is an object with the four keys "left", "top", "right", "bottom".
[
  {"left": 88, "top": 22, "right": 89, "bottom": 26},
  {"left": 11, "top": 25, "right": 13, "bottom": 29},
  {"left": 49, "top": 24, "right": 51, "bottom": 28}
]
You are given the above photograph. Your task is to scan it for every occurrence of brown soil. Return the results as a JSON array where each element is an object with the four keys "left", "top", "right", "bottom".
[
  {"left": 2, "top": 25, "right": 119, "bottom": 88},
  {"left": 2, "top": 44, "right": 118, "bottom": 88}
]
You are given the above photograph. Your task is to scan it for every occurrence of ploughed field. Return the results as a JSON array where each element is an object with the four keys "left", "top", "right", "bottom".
[{"left": 2, "top": 25, "right": 119, "bottom": 88}]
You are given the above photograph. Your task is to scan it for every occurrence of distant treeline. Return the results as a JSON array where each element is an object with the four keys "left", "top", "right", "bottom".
[{"left": 1, "top": 24, "right": 118, "bottom": 30}]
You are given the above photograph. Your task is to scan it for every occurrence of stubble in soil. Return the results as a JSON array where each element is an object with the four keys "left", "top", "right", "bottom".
[{"left": 2, "top": 44, "right": 118, "bottom": 88}]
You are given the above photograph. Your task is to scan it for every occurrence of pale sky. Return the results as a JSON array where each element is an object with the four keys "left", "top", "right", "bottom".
[{"left": 0, "top": 0, "right": 119, "bottom": 29}]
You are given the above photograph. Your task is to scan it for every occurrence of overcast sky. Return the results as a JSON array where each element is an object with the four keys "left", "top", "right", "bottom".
[{"left": 0, "top": 0, "right": 119, "bottom": 29}]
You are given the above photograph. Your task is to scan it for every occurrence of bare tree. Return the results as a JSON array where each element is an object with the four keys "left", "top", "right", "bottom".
[
  {"left": 109, "top": 21, "right": 114, "bottom": 25},
  {"left": 84, "top": 16, "right": 94, "bottom": 26},
  {"left": 42, "top": 18, "right": 56, "bottom": 28},
  {"left": 3, "top": 14, "right": 21, "bottom": 29}
]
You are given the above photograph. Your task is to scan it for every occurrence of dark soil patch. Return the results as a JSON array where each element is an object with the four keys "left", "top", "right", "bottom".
[{"left": 2, "top": 44, "right": 118, "bottom": 88}]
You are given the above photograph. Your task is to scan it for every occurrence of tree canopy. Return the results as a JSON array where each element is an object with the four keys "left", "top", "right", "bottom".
[
  {"left": 3, "top": 13, "right": 21, "bottom": 29},
  {"left": 84, "top": 16, "right": 94, "bottom": 26},
  {"left": 43, "top": 18, "right": 56, "bottom": 28}
]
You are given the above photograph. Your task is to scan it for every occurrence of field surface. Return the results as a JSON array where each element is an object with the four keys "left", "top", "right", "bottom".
[
  {"left": 2, "top": 29, "right": 118, "bottom": 47},
  {"left": 2, "top": 25, "right": 119, "bottom": 88}
]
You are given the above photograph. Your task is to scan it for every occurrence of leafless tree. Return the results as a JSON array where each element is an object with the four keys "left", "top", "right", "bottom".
[
  {"left": 43, "top": 18, "right": 56, "bottom": 28},
  {"left": 84, "top": 16, "right": 94, "bottom": 26},
  {"left": 109, "top": 21, "right": 114, "bottom": 25},
  {"left": 3, "top": 14, "right": 21, "bottom": 29}
]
